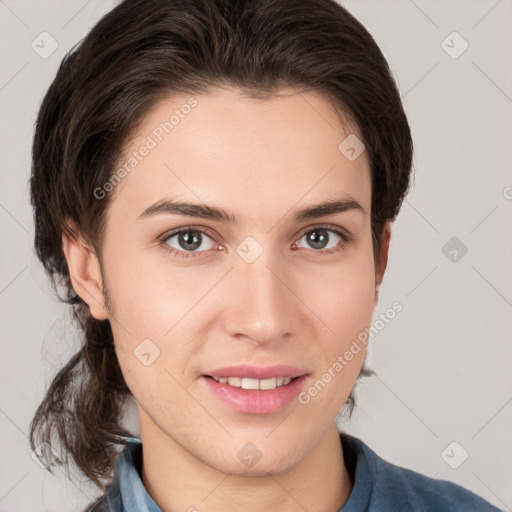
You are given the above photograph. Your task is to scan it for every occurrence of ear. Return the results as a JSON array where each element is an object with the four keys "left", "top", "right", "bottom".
[
  {"left": 61, "top": 226, "right": 109, "bottom": 320},
  {"left": 374, "top": 221, "right": 392, "bottom": 303}
]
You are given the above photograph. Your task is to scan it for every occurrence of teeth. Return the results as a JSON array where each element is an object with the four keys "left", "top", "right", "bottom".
[{"left": 211, "top": 376, "right": 293, "bottom": 389}]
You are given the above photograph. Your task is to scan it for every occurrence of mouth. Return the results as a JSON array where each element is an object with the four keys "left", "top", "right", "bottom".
[{"left": 201, "top": 374, "right": 309, "bottom": 414}]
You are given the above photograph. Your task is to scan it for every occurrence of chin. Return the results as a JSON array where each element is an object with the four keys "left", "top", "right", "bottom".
[{"left": 203, "top": 444, "right": 301, "bottom": 478}]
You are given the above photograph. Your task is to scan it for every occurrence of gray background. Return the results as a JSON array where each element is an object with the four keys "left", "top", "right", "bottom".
[{"left": 1, "top": 0, "right": 511, "bottom": 510}]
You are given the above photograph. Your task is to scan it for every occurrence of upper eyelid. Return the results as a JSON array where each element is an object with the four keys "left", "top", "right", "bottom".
[
  {"left": 298, "top": 224, "right": 350, "bottom": 238},
  {"left": 296, "top": 224, "right": 354, "bottom": 245}
]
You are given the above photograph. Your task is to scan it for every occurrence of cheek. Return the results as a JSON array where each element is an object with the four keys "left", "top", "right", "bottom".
[
  {"left": 102, "top": 243, "right": 180, "bottom": 332},
  {"left": 298, "top": 238, "right": 376, "bottom": 406},
  {"left": 103, "top": 246, "right": 220, "bottom": 375},
  {"left": 304, "top": 242, "right": 377, "bottom": 338},
  {"left": 302, "top": 260, "right": 376, "bottom": 408}
]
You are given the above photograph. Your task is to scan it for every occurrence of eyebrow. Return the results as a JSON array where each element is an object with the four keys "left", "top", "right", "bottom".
[{"left": 136, "top": 196, "right": 365, "bottom": 224}]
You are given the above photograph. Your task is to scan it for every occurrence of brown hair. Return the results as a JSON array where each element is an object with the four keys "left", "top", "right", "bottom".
[{"left": 29, "top": 0, "right": 413, "bottom": 496}]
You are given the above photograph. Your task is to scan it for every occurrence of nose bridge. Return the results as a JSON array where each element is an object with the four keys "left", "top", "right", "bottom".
[{"left": 223, "top": 246, "right": 292, "bottom": 343}]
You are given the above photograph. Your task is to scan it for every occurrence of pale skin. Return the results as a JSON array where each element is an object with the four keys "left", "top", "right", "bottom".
[{"left": 63, "top": 87, "right": 391, "bottom": 512}]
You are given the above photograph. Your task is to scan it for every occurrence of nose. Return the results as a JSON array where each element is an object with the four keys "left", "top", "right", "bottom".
[{"left": 221, "top": 251, "right": 295, "bottom": 346}]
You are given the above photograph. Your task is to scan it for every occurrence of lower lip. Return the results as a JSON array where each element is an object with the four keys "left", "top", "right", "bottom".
[{"left": 202, "top": 375, "right": 308, "bottom": 414}]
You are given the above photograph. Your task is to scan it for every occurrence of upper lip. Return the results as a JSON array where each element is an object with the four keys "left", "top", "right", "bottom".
[{"left": 204, "top": 364, "right": 308, "bottom": 380}]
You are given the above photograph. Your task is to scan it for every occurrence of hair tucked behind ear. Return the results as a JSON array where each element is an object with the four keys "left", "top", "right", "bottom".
[{"left": 29, "top": 0, "right": 413, "bottom": 497}]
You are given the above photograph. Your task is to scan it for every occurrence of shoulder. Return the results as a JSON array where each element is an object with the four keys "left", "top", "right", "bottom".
[
  {"left": 83, "top": 439, "right": 139, "bottom": 512},
  {"left": 391, "top": 462, "right": 502, "bottom": 511},
  {"left": 341, "top": 433, "right": 502, "bottom": 511},
  {"left": 83, "top": 495, "right": 109, "bottom": 512},
  {"left": 83, "top": 481, "right": 124, "bottom": 512},
  {"left": 84, "top": 490, "right": 124, "bottom": 512}
]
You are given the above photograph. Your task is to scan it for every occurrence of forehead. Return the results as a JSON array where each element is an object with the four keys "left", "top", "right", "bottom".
[{"left": 108, "top": 87, "right": 371, "bottom": 224}]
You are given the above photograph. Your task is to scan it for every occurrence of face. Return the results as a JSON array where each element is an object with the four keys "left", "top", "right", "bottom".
[{"left": 80, "top": 87, "right": 386, "bottom": 475}]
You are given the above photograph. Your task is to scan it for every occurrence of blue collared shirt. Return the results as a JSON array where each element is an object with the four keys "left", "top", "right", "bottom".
[{"left": 86, "top": 432, "right": 502, "bottom": 511}]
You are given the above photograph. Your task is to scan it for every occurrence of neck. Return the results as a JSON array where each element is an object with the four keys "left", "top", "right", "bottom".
[{"left": 140, "top": 421, "right": 353, "bottom": 512}]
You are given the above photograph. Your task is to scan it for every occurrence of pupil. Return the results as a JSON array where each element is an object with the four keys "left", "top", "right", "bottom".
[
  {"left": 179, "top": 231, "right": 201, "bottom": 251},
  {"left": 308, "top": 229, "right": 328, "bottom": 249}
]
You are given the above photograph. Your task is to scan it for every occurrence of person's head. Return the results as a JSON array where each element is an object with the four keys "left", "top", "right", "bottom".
[{"left": 29, "top": 0, "right": 412, "bottom": 491}]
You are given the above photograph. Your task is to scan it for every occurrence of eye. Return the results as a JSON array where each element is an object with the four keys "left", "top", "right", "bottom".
[
  {"left": 159, "top": 225, "right": 352, "bottom": 259},
  {"left": 294, "top": 226, "right": 349, "bottom": 254},
  {"left": 161, "top": 228, "right": 217, "bottom": 258}
]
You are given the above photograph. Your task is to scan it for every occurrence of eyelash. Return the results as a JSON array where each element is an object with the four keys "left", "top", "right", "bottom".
[{"left": 158, "top": 224, "right": 353, "bottom": 259}]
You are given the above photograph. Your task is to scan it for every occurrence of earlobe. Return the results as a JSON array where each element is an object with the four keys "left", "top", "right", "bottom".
[{"left": 61, "top": 227, "right": 109, "bottom": 320}]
